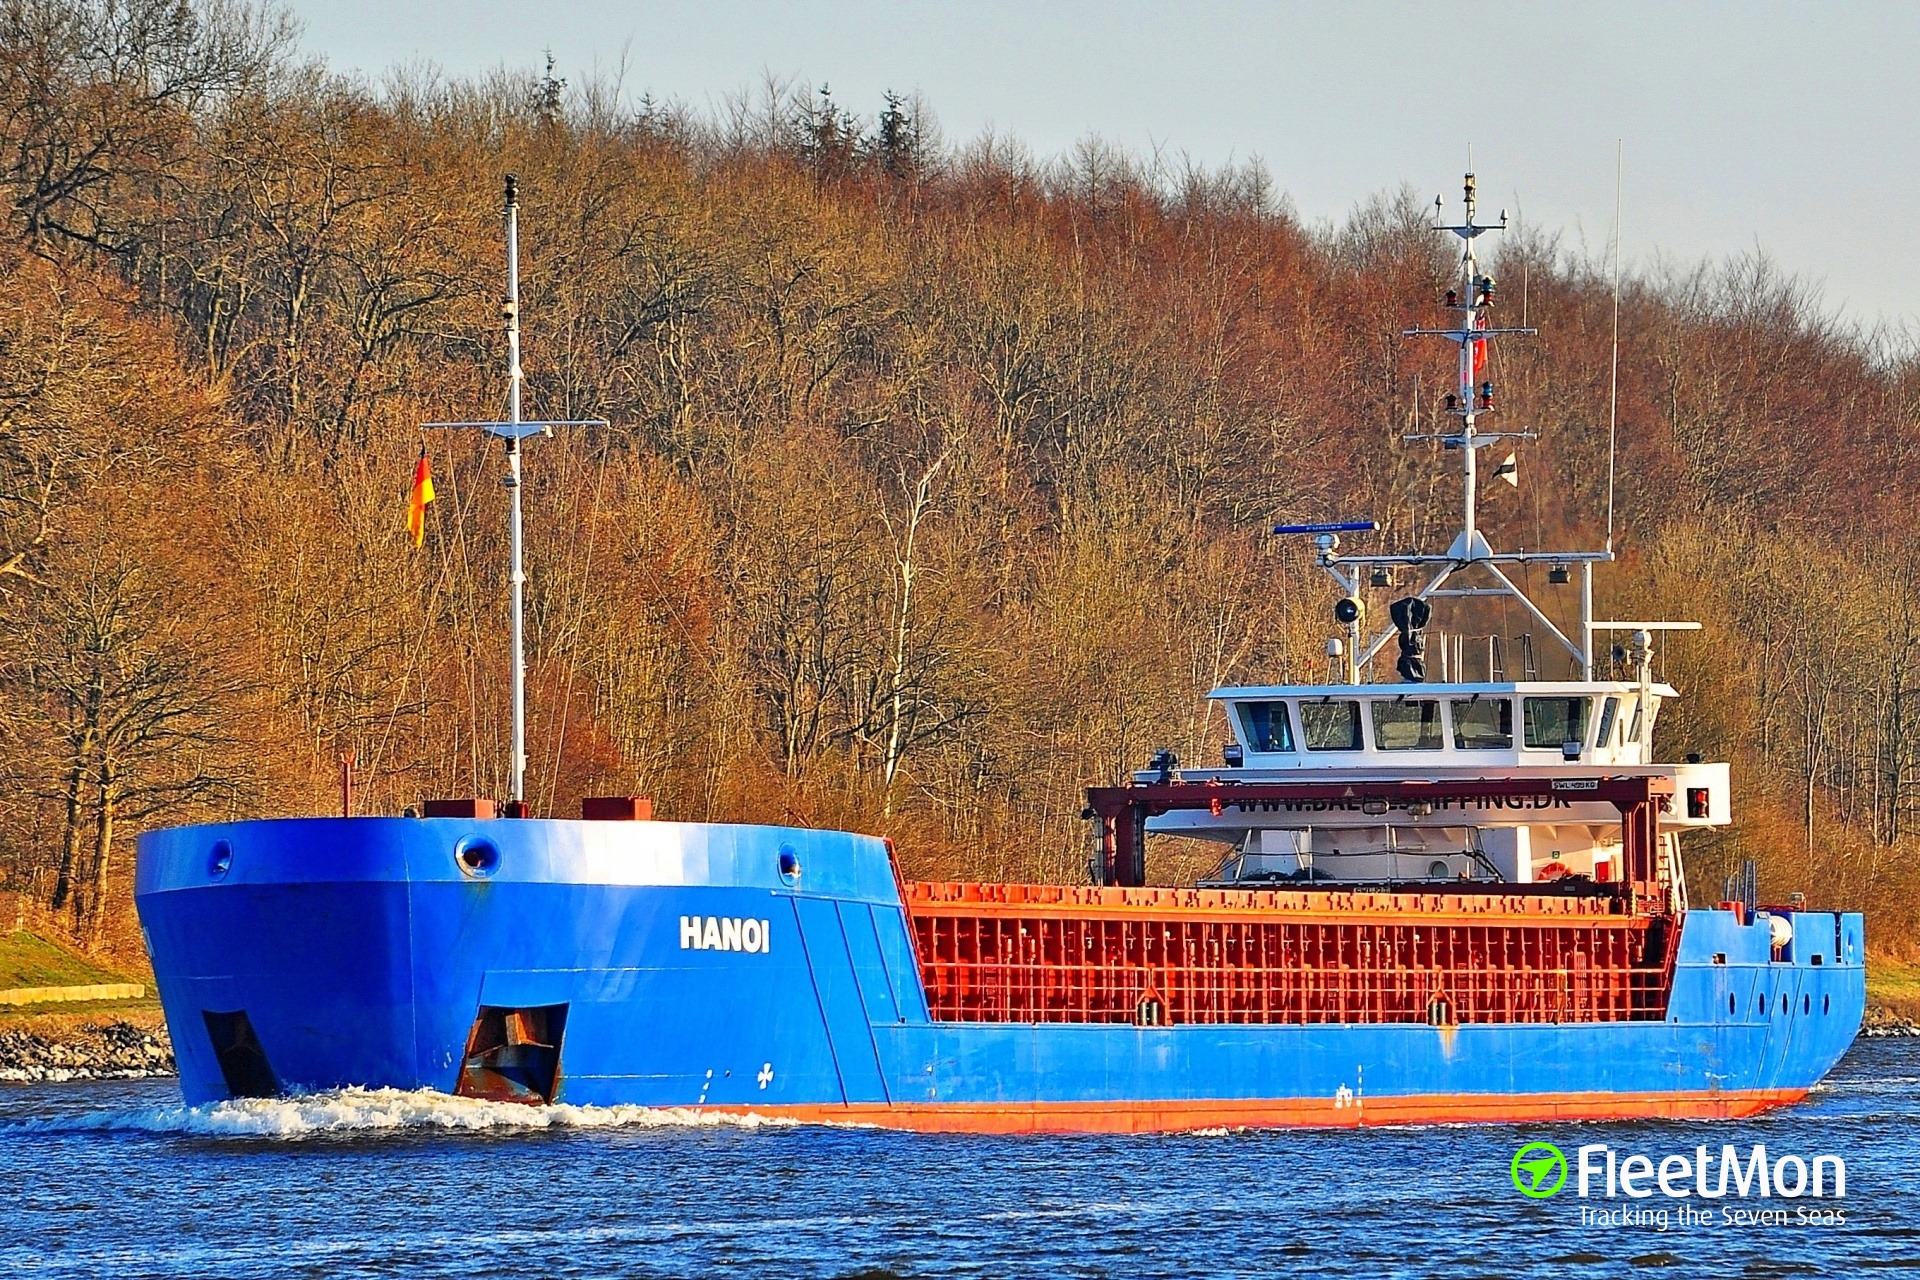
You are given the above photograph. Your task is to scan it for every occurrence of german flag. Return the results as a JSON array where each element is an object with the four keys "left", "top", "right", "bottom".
[{"left": 406, "top": 447, "right": 435, "bottom": 545}]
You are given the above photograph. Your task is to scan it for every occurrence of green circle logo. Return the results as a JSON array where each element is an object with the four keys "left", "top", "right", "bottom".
[{"left": 1510, "top": 1142, "right": 1568, "bottom": 1198}]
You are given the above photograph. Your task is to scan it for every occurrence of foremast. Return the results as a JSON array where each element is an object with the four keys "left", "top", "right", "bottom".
[{"left": 424, "top": 178, "right": 608, "bottom": 814}]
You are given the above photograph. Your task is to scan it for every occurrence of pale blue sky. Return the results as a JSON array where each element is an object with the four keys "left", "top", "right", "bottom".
[{"left": 293, "top": 1, "right": 1919, "bottom": 331}]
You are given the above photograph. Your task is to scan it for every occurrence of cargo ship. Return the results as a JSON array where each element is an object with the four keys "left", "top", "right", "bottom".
[{"left": 134, "top": 173, "right": 1865, "bottom": 1131}]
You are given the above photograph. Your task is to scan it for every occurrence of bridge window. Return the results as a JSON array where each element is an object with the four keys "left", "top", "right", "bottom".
[
  {"left": 1451, "top": 697, "right": 1513, "bottom": 749},
  {"left": 1595, "top": 697, "right": 1619, "bottom": 749},
  {"left": 1236, "top": 701, "right": 1296, "bottom": 753},
  {"left": 1372, "top": 699, "right": 1443, "bottom": 750},
  {"left": 1301, "top": 699, "right": 1363, "bottom": 751},
  {"left": 1523, "top": 697, "right": 1591, "bottom": 751}
]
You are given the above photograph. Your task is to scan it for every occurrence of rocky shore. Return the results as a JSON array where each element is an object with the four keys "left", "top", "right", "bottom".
[
  {"left": 1864, "top": 1006, "right": 1920, "bottom": 1038},
  {"left": 0, "top": 1020, "right": 174, "bottom": 1082}
]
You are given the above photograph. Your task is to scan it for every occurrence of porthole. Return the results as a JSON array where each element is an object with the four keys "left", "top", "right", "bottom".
[
  {"left": 455, "top": 837, "right": 499, "bottom": 878},
  {"left": 208, "top": 840, "right": 233, "bottom": 880},
  {"left": 1728, "top": 994, "right": 1736, "bottom": 1015},
  {"left": 1823, "top": 995, "right": 1830, "bottom": 1015},
  {"left": 1779, "top": 993, "right": 1788, "bottom": 1015},
  {"left": 1803, "top": 994, "right": 1811, "bottom": 1014},
  {"left": 1755, "top": 993, "right": 1765, "bottom": 1015}
]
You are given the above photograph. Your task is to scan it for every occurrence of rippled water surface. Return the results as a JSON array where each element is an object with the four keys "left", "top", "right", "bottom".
[{"left": 2, "top": 1039, "right": 1914, "bottom": 1278}]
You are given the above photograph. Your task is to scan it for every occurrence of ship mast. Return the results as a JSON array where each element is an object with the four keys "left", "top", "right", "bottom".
[
  {"left": 427, "top": 177, "right": 607, "bottom": 814},
  {"left": 1284, "top": 170, "right": 1623, "bottom": 684},
  {"left": 1278, "top": 169, "right": 1706, "bottom": 687},
  {"left": 505, "top": 177, "right": 527, "bottom": 809},
  {"left": 1418, "top": 170, "right": 1534, "bottom": 558}
]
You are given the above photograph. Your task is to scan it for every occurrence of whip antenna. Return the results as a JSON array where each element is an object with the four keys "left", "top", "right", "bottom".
[{"left": 1606, "top": 141, "right": 1622, "bottom": 552}]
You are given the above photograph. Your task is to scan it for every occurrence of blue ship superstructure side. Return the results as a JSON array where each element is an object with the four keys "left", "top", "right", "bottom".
[{"left": 135, "top": 817, "right": 1865, "bottom": 1128}]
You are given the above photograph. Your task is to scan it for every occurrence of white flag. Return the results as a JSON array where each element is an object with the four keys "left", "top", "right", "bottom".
[{"left": 1494, "top": 451, "right": 1518, "bottom": 487}]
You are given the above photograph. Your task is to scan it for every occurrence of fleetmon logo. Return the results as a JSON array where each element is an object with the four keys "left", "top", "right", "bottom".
[{"left": 1511, "top": 1142, "right": 1569, "bottom": 1198}]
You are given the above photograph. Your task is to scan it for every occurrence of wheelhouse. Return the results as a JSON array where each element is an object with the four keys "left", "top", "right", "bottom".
[
  {"left": 1126, "top": 679, "right": 1729, "bottom": 893},
  {"left": 1213, "top": 680, "right": 1671, "bottom": 769}
]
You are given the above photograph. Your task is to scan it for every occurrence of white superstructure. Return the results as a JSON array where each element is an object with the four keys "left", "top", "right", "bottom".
[{"left": 1146, "top": 172, "right": 1722, "bottom": 898}]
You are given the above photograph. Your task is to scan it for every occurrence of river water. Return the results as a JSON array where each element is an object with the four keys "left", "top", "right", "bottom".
[{"left": 1, "top": 1038, "right": 1914, "bottom": 1278}]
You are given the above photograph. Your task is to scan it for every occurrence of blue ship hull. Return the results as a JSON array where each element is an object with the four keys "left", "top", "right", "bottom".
[{"left": 134, "top": 817, "right": 1866, "bottom": 1131}]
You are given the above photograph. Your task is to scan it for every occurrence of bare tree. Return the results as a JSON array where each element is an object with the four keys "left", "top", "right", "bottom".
[
  {"left": 15, "top": 550, "right": 249, "bottom": 938},
  {"left": 0, "top": 0, "right": 292, "bottom": 252}
]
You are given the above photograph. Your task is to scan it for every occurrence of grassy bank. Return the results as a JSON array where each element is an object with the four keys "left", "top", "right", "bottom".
[
  {"left": 1868, "top": 957, "right": 1920, "bottom": 1021},
  {"left": 0, "top": 930, "right": 163, "bottom": 1046},
  {"left": 0, "top": 930, "right": 139, "bottom": 991}
]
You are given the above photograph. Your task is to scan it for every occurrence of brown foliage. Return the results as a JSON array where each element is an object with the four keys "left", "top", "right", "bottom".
[{"left": 1, "top": 6, "right": 1916, "bottom": 954}]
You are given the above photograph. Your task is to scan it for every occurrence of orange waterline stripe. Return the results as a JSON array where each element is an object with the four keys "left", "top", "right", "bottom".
[{"left": 686, "top": 1088, "right": 1808, "bottom": 1135}]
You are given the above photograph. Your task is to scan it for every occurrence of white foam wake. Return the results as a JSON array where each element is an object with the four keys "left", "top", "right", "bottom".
[{"left": 16, "top": 1087, "right": 801, "bottom": 1139}]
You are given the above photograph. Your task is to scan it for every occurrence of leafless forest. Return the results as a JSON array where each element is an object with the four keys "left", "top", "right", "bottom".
[{"left": 2, "top": 2, "right": 1917, "bottom": 961}]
